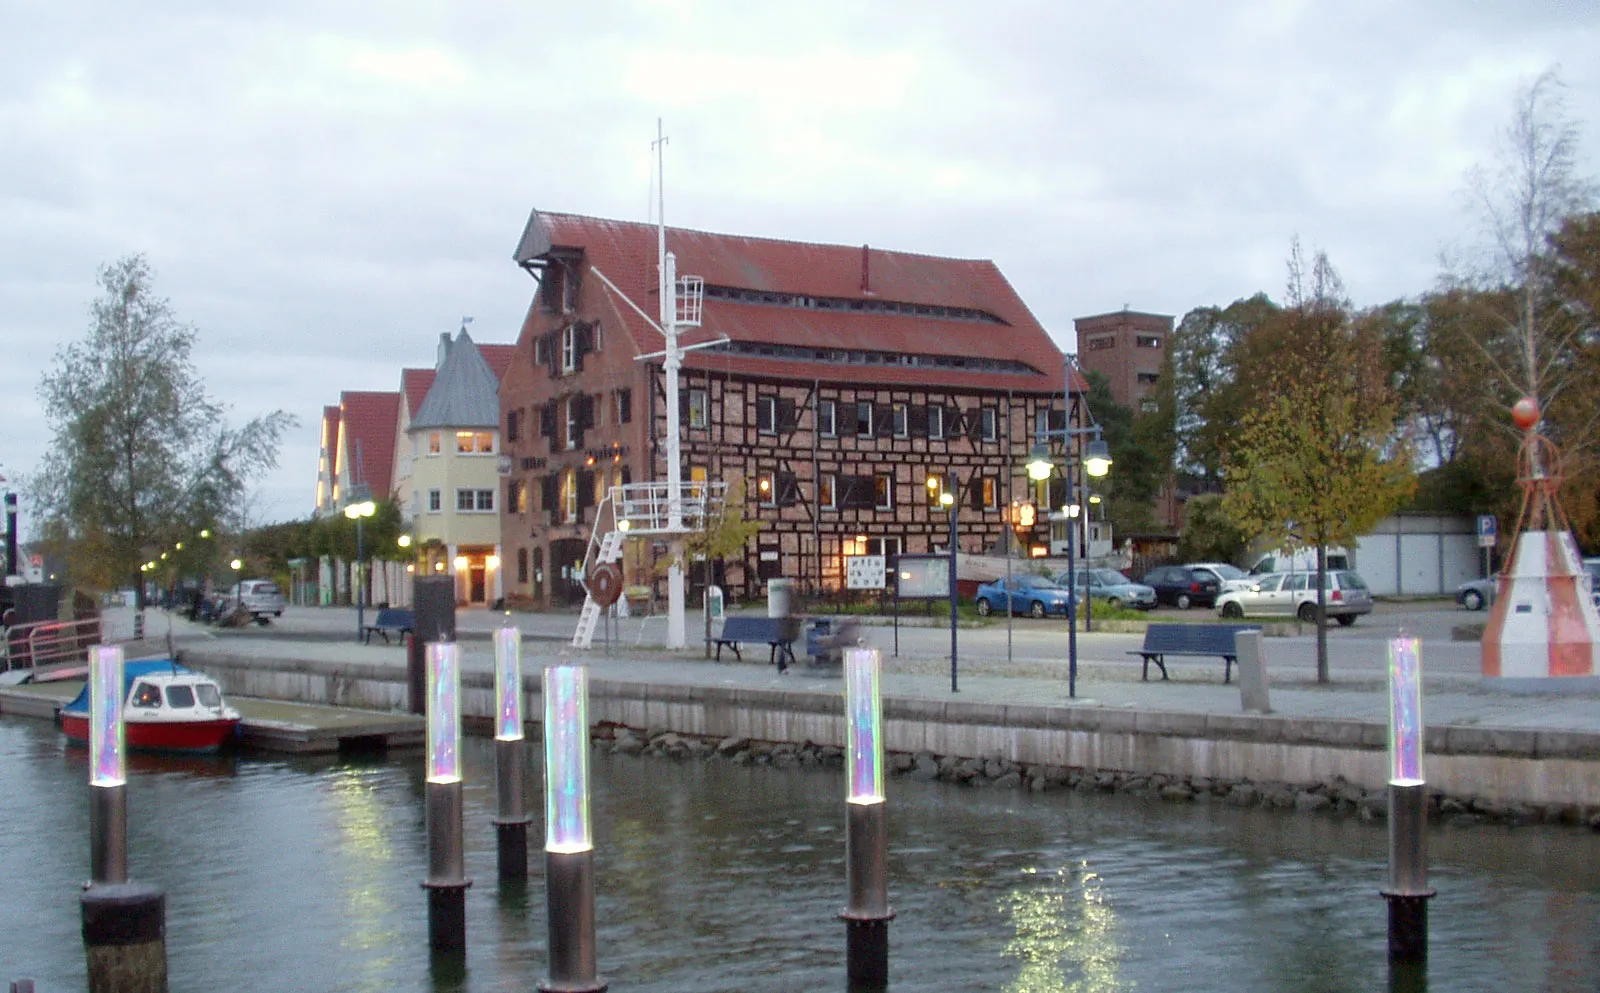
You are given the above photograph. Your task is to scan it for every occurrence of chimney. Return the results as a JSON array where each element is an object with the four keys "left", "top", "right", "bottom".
[{"left": 437, "top": 332, "right": 452, "bottom": 369}]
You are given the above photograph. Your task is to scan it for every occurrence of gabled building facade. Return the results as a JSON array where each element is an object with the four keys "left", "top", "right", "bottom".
[{"left": 500, "top": 210, "right": 1090, "bottom": 606}]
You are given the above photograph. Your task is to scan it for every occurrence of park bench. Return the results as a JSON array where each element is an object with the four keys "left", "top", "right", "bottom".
[
  {"left": 714, "top": 616, "right": 800, "bottom": 670},
  {"left": 363, "top": 608, "right": 415, "bottom": 645},
  {"left": 1129, "top": 623, "right": 1260, "bottom": 683}
]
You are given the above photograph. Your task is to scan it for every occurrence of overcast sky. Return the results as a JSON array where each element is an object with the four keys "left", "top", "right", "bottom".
[{"left": 3, "top": 1, "right": 1598, "bottom": 528}]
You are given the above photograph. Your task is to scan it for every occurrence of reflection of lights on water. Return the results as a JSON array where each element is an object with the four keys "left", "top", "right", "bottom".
[
  {"left": 326, "top": 768, "right": 403, "bottom": 971},
  {"left": 1001, "top": 861, "right": 1126, "bottom": 993}
]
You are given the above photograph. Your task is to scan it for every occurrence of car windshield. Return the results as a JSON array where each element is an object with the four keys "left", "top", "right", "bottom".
[
  {"left": 1206, "top": 564, "right": 1246, "bottom": 580},
  {"left": 1336, "top": 571, "right": 1368, "bottom": 590}
]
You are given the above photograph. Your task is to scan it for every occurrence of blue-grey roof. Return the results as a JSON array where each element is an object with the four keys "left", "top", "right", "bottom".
[{"left": 410, "top": 330, "right": 500, "bottom": 430}]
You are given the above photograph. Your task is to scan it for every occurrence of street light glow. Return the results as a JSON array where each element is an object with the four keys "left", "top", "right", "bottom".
[
  {"left": 1083, "top": 439, "right": 1113, "bottom": 478},
  {"left": 1025, "top": 442, "right": 1055, "bottom": 481},
  {"left": 230, "top": 558, "right": 242, "bottom": 570},
  {"left": 397, "top": 534, "right": 412, "bottom": 548}
]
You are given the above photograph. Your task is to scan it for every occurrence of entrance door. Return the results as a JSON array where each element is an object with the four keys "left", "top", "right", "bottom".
[
  {"left": 470, "top": 564, "right": 487, "bottom": 604},
  {"left": 550, "top": 539, "right": 588, "bottom": 607}
]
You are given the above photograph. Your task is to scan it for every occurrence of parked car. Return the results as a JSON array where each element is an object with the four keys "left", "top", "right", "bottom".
[
  {"left": 1057, "top": 568, "right": 1157, "bottom": 611},
  {"left": 1247, "top": 547, "right": 1351, "bottom": 575},
  {"left": 974, "top": 575, "right": 1075, "bottom": 618},
  {"left": 1187, "top": 562, "right": 1254, "bottom": 594},
  {"left": 213, "top": 579, "right": 286, "bottom": 625},
  {"left": 1216, "top": 570, "right": 1373, "bottom": 625},
  {"left": 1456, "top": 577, "right": 1495, "bottom": 611},
  {"left": 1586, "top": 558, "right": 1600, "bottom": 609},
  {"left": 1140, "top": 565, "right": 1222, "bottom": 609}
]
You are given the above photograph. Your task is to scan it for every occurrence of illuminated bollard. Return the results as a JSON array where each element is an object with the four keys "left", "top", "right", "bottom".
[
  {"left": 1382, "top": 636, "right": 1433, "bottom": 968},
  {"left": 422, "top": 642, "right": 472, "bottom": 952},
  {"left": 493, "top": 626, "right": 532, "bottom": 882},
  {"left": 81, "top": 645, "right": 167, "bottom": 993},
  {"left": 840, "top": 646, "right": 893, "bottom": 989},
  {"left": 540, "top": 664, "right": 606, "bottom": 993}
]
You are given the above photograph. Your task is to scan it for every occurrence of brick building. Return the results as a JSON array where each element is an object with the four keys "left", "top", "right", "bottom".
[
  {"left": 1072, "top": 309, "right": 1172, "bottom": 412},
  {"left": 500, "top": 210, "right": 1089, "bottom": 605}
]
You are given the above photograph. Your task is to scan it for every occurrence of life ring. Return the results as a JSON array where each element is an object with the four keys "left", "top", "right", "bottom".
[{"left": 588, "top": 563, "right": 623, "bottom": 607}]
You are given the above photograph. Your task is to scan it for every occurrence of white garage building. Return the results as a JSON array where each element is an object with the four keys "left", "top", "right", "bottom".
[{"left": 1350, "top": 513, "right": 1481, "bottom": 597}]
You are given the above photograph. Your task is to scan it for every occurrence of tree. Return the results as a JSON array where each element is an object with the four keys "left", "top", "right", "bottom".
[
  {"left": 1223, "top": 245, "right": 1415, "bottom": 682},
  {"left": 1176, "top": 494, "right": 1247, "bottom": 564},
  {"left": 1080, "top": 370, "right": 1165, "bottom": 537},
  {"left": 1169, "top": 294, "right": 1280, "bottom": 493},
  {"left": 31, "top": 256, "right": 294, "bottom": 604}
]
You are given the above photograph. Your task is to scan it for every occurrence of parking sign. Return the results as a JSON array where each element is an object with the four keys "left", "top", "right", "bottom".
[{"left": 1477, "top": 514, "right": 1497, "bottom": 548}]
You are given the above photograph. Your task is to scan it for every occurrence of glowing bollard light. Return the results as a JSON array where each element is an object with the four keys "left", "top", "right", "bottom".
[
  {"left": 81, "top": 644, "right": 168, "bottom": 993},
  {"left": 840, "top": 646, "right": 893, "bottom": 989},
  {"left": 493, "top": 626, "right": 532, "bottom": 882},
  {"left": 1382, "top": 636, "right": 1434, "bottom": 972},
  {"left": 422, "top": 642, "right": 471, "bottom": 953},
  {"left": 540, "top": 663, "right": 606, "bottom": 993}
]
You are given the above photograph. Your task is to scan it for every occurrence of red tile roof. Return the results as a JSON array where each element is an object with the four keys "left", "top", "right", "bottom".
[
  {"left": 479, "top": 344, "right": 516, "bottom": 382},
  {"left": 400, "top": 369, "right": 435, "bottom": 421},
  {"left": 339, "top": 391, "right": 401, "bottom": 499},
  {"left": 526, "top": 211, "right": 1075, "bottom": 394}
]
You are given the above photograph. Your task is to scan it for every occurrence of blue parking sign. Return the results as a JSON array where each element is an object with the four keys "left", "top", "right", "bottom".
[{"left": 1477, "top": 514, "right": 1497, "bottom": 548}]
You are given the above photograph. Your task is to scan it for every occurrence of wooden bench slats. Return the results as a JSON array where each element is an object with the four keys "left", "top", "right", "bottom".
[
  {"left": 714, "top": 616, "right": 800, "bottom": 669},
  {"left": 1128, "top": 623, "right": 1259, "bottom": 683}
]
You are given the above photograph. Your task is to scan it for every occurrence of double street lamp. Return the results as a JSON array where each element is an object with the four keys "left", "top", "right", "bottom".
[
  {"left": 926, "top": 477, "right": 959, "bottom": 693},
  {"left": 1027, "top": 436, "right": 1112, "bottom": 699},
  {"left": 344, "top": 499, "right": 377, "bottom": 643}
]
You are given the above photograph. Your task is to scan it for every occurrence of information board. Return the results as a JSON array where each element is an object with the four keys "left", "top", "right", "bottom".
[
  {"left": 894, "top": 554, "right": 952, "bottom": 599},
  {"left": 845, "top": 555, "right": 887, "bottom": 590}
]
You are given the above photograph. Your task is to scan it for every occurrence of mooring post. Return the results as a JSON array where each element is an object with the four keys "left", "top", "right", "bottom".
[
  {"left": 1382, "top": 636, "right": 1433, "bottom": 969},
  {"left": 81, "top": 645, "right": 167, "bottom": 993},
  {"left": 540, "top": 663, "right": 606, "bottom": 993},
  {"left": 12, "top": 977, "right": 36, "bottom": 992},
  {"left": 493, "top": 626, "right": 531, "bottom": 882},
  {"left": 840, "top": 646, "right": 893, "bottom": 989},
  {"left": 422, "top": 642, "right": 471, "bottom": 952}
]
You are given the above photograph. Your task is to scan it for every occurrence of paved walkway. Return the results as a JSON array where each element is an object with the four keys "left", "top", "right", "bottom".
[{"left": 109, "top": 605, "right": 1600, "bottom": 738}]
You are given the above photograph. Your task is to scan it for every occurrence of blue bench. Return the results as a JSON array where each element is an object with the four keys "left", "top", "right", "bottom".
[
  {"left": 1130, "top": 623, "right": 1260, "bottom": 683},
  {"left": 363, "top": 608, "right": 415, "bottom": 645},
  {"left": 714, "top": 616, "right": 800, "bottom": 670}
]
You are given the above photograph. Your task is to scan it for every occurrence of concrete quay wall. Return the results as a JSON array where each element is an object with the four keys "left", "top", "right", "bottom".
[{"left": 185, "top": 652, "right": 1600, "bottom": 809}]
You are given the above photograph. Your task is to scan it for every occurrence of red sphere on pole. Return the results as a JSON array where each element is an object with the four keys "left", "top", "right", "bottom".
[{"left": 1511, "top": 397, "right": 1540, "bottom": 431}]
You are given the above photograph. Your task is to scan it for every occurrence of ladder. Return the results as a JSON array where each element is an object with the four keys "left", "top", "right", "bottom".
[{"left": 570, "top": 513, "right": 626, "bottom": 650}]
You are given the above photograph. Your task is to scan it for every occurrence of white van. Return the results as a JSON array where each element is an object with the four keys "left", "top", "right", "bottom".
[{"left": 1247, "top": 547, "right": 1351, "bottom": 576}]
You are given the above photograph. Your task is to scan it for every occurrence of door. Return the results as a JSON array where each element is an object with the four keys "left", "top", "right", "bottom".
[
  {"left": 549, "top": 538, "right": 588, "bottom": 607},
  {"left": 469, "top": 564, "right": 487, "bottom": 604}
]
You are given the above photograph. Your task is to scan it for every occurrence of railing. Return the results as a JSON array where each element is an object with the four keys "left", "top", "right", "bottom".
[
  {"left": 2, "top": 617, "right": 103, "bottom": 672},
  {"left": 610, "top": 481, "right": 727, "bottom": 535}
]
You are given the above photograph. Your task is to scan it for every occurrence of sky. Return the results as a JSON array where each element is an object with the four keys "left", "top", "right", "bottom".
[{"left": 2, "top": 1, "right": 1598, "bottom": 529}]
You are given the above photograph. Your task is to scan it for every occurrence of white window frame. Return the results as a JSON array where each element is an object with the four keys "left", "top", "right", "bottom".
[
  {"left": 856, "top": 401, "right": 874, "bottom": 438},
  {"left": 428, "top": 432, "right": 441, "bottom": 456},
  {"left": 981, "top": 407, "right": 997, "bottom": 442},
  {"left": 428, "top": 489, "right": 441, "bottom": 513},
  {"left": 928, "top": 405, "right": 944, "bottom": 440},
  {"left": 892, "top": 403, "right": 909, "bottom": 439},
  {"left": 562, "top": 325, "right": 577, "bottom": 374},
  {"left": 819, "top": 473, "right": 837, "bottom": 510},
  {"left": 565, "top": 398, "right": 578, "bottom": 451},
  {"left": 758, "top": 396, "right": 779, "bottom": 435},
  {"left": 874, "top": 473, "right": 893, "bottom": 510},
  {"left": 688, "top": 389, "right": 709, "bottom": 429},
  {"left": 819, "top": 399, "right": 836, "bottom": 437}
]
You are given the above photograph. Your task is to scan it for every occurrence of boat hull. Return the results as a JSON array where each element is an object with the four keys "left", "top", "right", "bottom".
[{"left": 61, "top": 713, "right": 240, "bottom": 754}]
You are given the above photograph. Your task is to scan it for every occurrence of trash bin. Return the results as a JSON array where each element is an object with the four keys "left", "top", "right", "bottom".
[
  {"left": 805, "top": 618, "right": 838, "bottom": 660},
  {"left": 767, "top": 578, "right": 792, "bottom": 618}
]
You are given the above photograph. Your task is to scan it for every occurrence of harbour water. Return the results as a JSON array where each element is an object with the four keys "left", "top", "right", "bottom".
[{"left": 2, "top": 716, "right": 1597, "bottom": 992}]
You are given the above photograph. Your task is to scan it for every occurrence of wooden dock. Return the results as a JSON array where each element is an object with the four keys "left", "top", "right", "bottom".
[{"left": 0, "top": 679, "right": 423, "bottom": 754}]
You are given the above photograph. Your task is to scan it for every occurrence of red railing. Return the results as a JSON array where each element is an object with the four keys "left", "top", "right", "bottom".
[{"left": 2, "top": 617, "right": 103, "bottom": 671}]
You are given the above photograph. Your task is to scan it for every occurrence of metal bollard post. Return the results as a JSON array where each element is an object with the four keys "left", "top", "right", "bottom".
[
  {"left": 421, "top": 643, "right": 471, "bottom": 952},
  {"left": 1381, "top": 636, "right": 1433, "bottom": 966},
  {"left": 493, "top": 627, "right": 531, "bottom": 882},
  {"left": 89, "top": 783, "right": 128, "bottom": 885},
  {"left": 540, "top": 663, "right": 606, "bottom": 993},
  {"left": 840, "top": 647, "right": 892, "bottom": 988}
]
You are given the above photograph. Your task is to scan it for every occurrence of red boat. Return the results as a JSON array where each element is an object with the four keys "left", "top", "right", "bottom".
[{"left": 60, "top": 660, "right": 241, "bottom": 754}]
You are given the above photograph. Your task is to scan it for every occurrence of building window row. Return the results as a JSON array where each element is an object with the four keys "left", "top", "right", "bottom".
[
  {"left": 686, "top": 394, "right": 1005, "bottom": 443},
  {"left": 456, "top": 488, "right": 495, "bottom": 513},
  {"left": 701, "top": 283, "right": 1006, "bottom": 325},
  {"left": 707, "top": 338, "right": 1039, "bottom": 375}
]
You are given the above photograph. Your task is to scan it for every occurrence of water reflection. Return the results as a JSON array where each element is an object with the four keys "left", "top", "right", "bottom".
[{"left": 1002, "top": 862, "right": 1126, "bottom": 993}]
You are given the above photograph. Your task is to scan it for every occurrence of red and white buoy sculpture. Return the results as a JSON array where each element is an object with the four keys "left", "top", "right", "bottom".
[{"left": 1481, "top": 397, "right": 1600, "bottom": 689}]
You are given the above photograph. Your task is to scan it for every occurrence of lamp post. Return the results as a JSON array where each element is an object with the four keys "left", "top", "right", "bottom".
[
  {"left": 1028, "top": 437, "right": 1112, "bottom": 699},
  {"left": 927, "top": 476, "right": 959, "bottom": 693},
  {"left": 345, "top": 500, "right": 377, "bottom": 642}
]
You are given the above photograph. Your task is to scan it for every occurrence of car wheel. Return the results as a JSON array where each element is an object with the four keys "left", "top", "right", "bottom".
[
  {"left": 1221, "top": 602, "right": 1244, "bottom": 619},
  {"left": 1030, "top": 600, "right": 1046, "bottom": 619},
  {"left": 1463, "top": 589, "right": 1485, "bottom": 612},
  {"left": 1177, "top": 594, "right": 1192, "bottom": 610},
  {"left": 1298, "top": 602, "right": 1319, "bottom": 624},
  {"left": 1336, "top": 614, "right": 1357, "bottom": 627},
  {"left": 976, "top": 598, "right": 992, "bottom": 617},
  {"left": 1107, "top": 598, "right": 1123, "bottom": 611}
]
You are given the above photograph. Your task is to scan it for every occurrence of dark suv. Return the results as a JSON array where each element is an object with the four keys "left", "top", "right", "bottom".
[{"left": 1140, "top": 565, "right": 1222, "bottom": 609}]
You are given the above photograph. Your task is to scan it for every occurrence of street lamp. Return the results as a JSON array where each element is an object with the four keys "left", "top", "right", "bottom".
[
  {"left": 344, "top": 499, "right": 377, "bottom": 642},
  {"left": 926, "top": 474, "right": 961, "bottom": 692},
  {"left": 1027, "top": 436, "right": 1112, "bottom": 699}
]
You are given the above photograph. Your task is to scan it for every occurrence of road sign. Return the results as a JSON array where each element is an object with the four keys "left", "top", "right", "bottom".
[{"left": 1477, "top": 515, "right": 1497, "bottom": 548}]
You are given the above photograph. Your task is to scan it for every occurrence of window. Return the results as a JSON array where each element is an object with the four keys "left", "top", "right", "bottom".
[
  {"left": 455, "top": 431, "right": 493, "bottom": 454},
  {"left": 981, "top": 477, "right": 998, "bottom": 509},
  {"left": 516, "top": 548, "right": 529, "bottom": 584},
  {"left": 928, "top": 405, "right": 945, "bottom": 440},
  {"left": 757, "top": 470, "right": 777, "bottom": 506},
  {"left": 509, "top": 480, "right": 528, "bottom": 514},
  {"left": 1255, "top": 575, "right": 1283, "bottom": 592},
  {"left": 819, "top": 400, "right": 836, "bottom": 437},
  {"left": 856, "top": 401, "right": 874, "bottom": 438},
  {"left": 688, "top": 389, "right": 708, "bottom": 429},
  {"left": 563, "top": 470, "right": 578, "bottom": 521},
  {"left": 457, "top": 488, "right": 494, "bottom": 512},
  {"left": 196, "top": 684, "right": 220, "bottom": 708},
  {"left": 874, "top": 473, "right": 893, "bottom": 510},
  {"left": 892, "top": 403, "right": 908, "bottom": 438},
  {"left": 819, "top": 473, "right": 836, "bottom": 510},
  {"left": 562, "top": 325, "right": 578, "bottom": 373},
  {"left": 165, "top": 685, "right": 195, "bottom": 708},
  {"left": 1136, "top": 335, "right": 1162, "bottom": 348},
  {"left": 1140, "top": 399, "right": 1159, "bottom": 413},
  {"left": 428, "top": 432, "right": 441, "bottom": 456},
  {"left": 1137, "top": 371, "right": 1160, "bottom": 384},
  {"left": 131, "top": 683, "right": 161, "bottom": 708},
  {"left": 1088, "top": 336, "right": 1115, "bottom": 351},
  {"left": 506, "top": 409, "right": 520, "bottom": 442},
  {"left": 565, "top": 398, "right": 578, "bottom": 450},
  {"left": 616, "top": 389, "right": 632, "bottom": 425},
  {"left": 534, "top": 336, "right": 547, "bottom": 365},
  {"left": 757, "top": 396, "right": 779, "bottom": 434},
  {"left": 981, "top": 407, "right": 997, "bottom": 442},
  {"left": 428, "top": 489, "right": 442, "bottom": 513}
]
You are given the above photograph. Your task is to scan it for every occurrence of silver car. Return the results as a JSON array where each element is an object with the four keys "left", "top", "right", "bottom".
[
  {"left": 1216, "top": 570, "right": 1373, "bottom": 625},
  {"left": 217, "top": 579, "right": 286, "bottom": 624},
  {"left": 1058, "top": 568, "right": 1158, "bottom": 611}
]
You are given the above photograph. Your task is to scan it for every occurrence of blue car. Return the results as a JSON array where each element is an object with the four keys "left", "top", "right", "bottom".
[{"left": 974, "top": 575, "right": 1075, "bottom": 618}]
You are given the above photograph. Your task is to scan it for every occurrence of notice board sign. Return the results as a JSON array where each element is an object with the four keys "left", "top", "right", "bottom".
[
  {"left": 894, "top": 554, "right": 951, "bottom": 599},
  {"left": 845, "top": 555, "right": 887, "bottom": 590}
]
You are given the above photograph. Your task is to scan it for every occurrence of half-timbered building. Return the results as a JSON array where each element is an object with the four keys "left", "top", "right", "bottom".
[{"left": 501, "top": 209, "right": 1087, "bottom": 605}]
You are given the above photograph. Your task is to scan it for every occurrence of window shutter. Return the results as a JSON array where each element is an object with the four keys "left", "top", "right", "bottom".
[
  {"left": 544, "top": 332, "right": 560, "bottom": 377},
  {"left": 539, "top": 402, "right": 556, "bottom": 439},
  {"left": 578, "top": 471, "right": 596, "bottom": 508},
  {"left": 573, "top": 323, "right": 593, "bottom": 372},
  {"left": 778, "top": 472, "right": 799, "bottom": 507},
  {"left": 620, "top": 466, "right": 632, "bottom": 487},
  {"left": 967, "top": 477, "right": 984, "bottom": 510},
  {"left": 618, "top": 389, "right": 632, "bottom": 424},
  {"left": 908, "top": 405, "right": 928, "bottom": 437},
  {"left": 964, "top": 407, "right": 983, "bottom": 441},
  {"left": 842, "top": 475, "right": 874, "bottom": 510},
  {"left": 874, "top": 404, "right": 895, "bottom": 438},
  {"left": 540, "top": 475, "right": 557, "bottom": 515},
  {"left": 836, "top": 401, "right": 858, "bottom": 436},
  {"left": 576, "top": 393, "right": 596, "bottom": 430},
  {"left": 777, "top": 398, "right": 798, "bottom": 431}
]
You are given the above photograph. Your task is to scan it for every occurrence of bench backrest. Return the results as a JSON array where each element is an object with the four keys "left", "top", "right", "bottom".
[
  {"left": 1141, "top": 623, "right": 1257, "bottom": 654},
  {"left": 373, "top": 608, "right": 414, "bottom": 628},
  {"left": 719, "top": 616, "right": 798, "bottom": 641}
]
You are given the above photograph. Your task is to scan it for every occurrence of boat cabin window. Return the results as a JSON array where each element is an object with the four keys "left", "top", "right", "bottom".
[
  {"left": 195, "top": 684, "right": 221, "bottom": 708},
  {"left": 131, "top": 683, "right": 161, "bottom": 708},
  {"left": 165, "top": 685, "right": 196, "bottom": 708}
]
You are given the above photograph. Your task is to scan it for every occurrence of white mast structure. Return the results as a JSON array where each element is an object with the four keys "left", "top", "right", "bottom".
[{"left": 655, "top": 119, "right": 689, "bottom": 650}]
